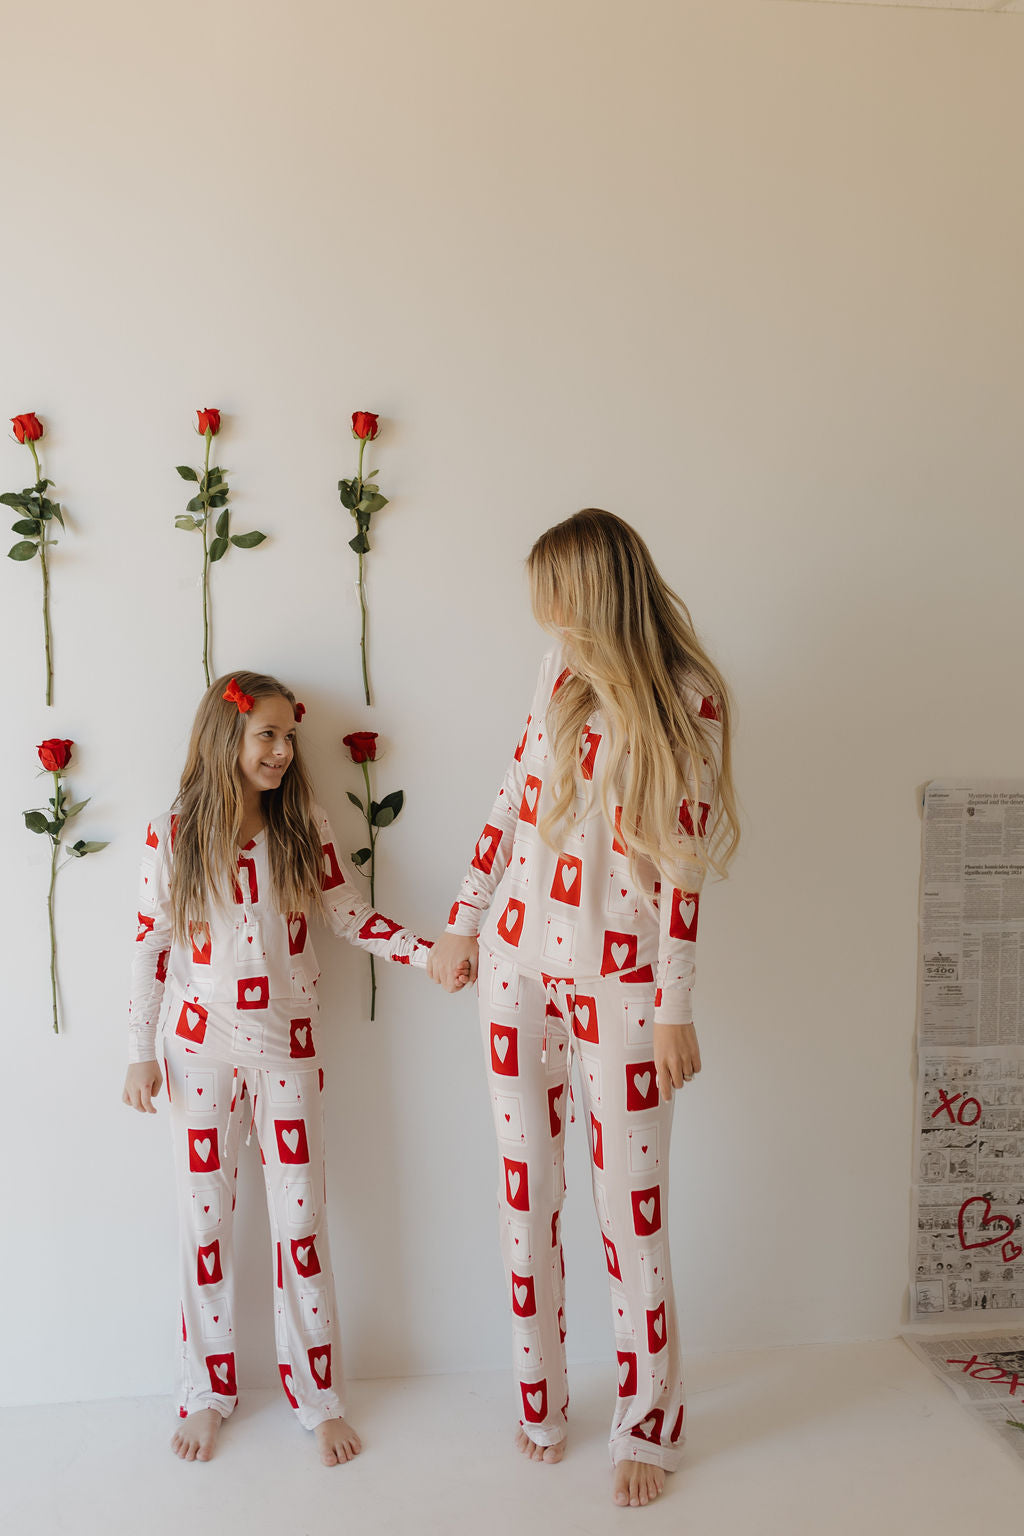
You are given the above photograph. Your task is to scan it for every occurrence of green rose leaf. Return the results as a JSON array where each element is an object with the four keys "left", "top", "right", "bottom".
[
  {"left": 230, "top": 530, "right": 266, "bottom": 549},
  {"left": 208, "top": 536, "right": 229, "bottom": 563},
  {"left": 338, "top": 480, "right": 358, "bottom": 510},
  {"left": 11, "top": 518, "right": 40, "bottom": 536},
  {"left": 208, "top": 491, "right": 229, "bottom": 509},
  {"left": 176, "top": 465, "right": 199, "bottom": 482},
  {"left": 174, "top": 515, "right": 198, "bottom": 530},
  {"left": 378, "top": 789, "right": 404, "bottom": 819},
  {"left": 63, "top": 798, "right": 91, "bottom": 819},
  {"left": 215, "top": 510, "right": 229, "bottom": 539},
  {"left": 348, "top": 532, "right": 370, "bottom": 555},
  {"left": 346, "top": 791, "right": 365, "bottom": 810},
  {"left": 351, "top": 847, "right": 372, "bottom": 866},
  {"left": 357, "top": 493, "right": 389, "bottom": 516},
  {"left": 8, "top": 540, "right": 38, "bottom": 561},
  {"left": 372, "top": 806, "right": 396, "bottom": 828},
  {"left": 206, "top": 466, "right": 224, "bottom": 486},
  {"left": 23, "top": 810, "right": 49, "bottom": 833},
  {"left": 186, "top": 495, "right": 205, "bottom": 514},
  {"left": 46, "top": 819, "right": 62, "bottom": 836},
  {"left": 78, "top": 841, "right": 109, "bottom": 855},
  {"left": 49, "top": 502, "right": 65, "bottom": 529},
  {"left": 0, "top": 492, "right": 32, "bottom": 510}
]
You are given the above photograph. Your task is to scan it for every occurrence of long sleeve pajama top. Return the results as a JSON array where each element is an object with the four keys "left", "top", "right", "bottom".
[
  {"left": 446, "top": 649, "right": 718, "bottom": 1024},
  {"left": 129, "top": 806, "right": 431, "bottom": 1067}
]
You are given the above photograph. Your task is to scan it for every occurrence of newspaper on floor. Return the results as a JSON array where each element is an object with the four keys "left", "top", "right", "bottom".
[
  {"left": 902, "top": 1333, "right": 1024, "bottom": 1462},
  {"left": 910, "top": 782, "right": 1024, "bottom": 1323}
]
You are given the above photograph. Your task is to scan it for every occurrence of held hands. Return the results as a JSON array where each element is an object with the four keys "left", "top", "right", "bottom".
[
  {"left": 122, "top": 1060, "right": 164, "bottom": 1113},
  {"left": 428, "top": 932, "right": 479, "bottom": 994},
  {"left": 654, "top": 1022, "right": 701, "bottom": 1102}
]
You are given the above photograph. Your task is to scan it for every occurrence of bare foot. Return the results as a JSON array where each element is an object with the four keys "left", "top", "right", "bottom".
[
  {"left": 613, "top": 1459, "right": 666, "bottom": 1507},
  {"left": 515, "top": 1426, "right": 566, "bottom": 1463},
  {"left": 170, "top": 1408, "right": 222, "bottom": 1462},
  {"left": 314, "top": 1416, "right": 362, "bottom": 1466}
]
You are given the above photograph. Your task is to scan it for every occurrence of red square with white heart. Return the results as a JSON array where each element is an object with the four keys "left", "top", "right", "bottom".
[
  {"left": 625, "top": 1062, "right": 659, "bottom": 1112},
  {"left": 519, "top": 775, "right": 542, "bottom": 826},
  {"left": 591, "top": 1113, "right": 604, "bottom": 1169},
  {"left": 603, "top": 1234, "right": 621, "bottom": 1280},
  {"left": 580, "top": 727, "right": 601, "bottom": 780},
  {"left": 197, "top": 1240, "right": 223, "bottom": 1286},
  {"left": 321, "top": 842, "right": 345, "bottom": 891},
  {"left": 308, "top": 1344, "right": 332, "bottom": 1391},
  {"left": 176, "top": 1001, "right": 209, "bottom": 1046},
  {"left": 291, "top": 1234, "right": 321, "bottom": 1277},
  {"left": 206, "top": 1352, "right": 236, "bottom": 1396},
  {"left": 359, "top": 913, "right": 401, "bottom": 943},
  {"left": 550, "top": 852, "right": 583, "bottom": 908},
  {"left": 601, "top": 930, "right": 638, "bottom": 976},
  {"left": 234, "top": 856, "right": 258, "bottom": 905},
  {"left": 646, "top": 1301, "right": 667, "bottom": 1353},
  {"left": 511, "top": 1270, "right": 537, "bottom": 1317},
  {"left": 616, "top": 1350, "right": 637, "bottom": 1397},
  {"left": 188, "top": 1127, "right": 220, "bottom": 1172},
  {"left": 631, "top": 1185, "right": 662, "bottom": 1236},
  {"left": 669, "top": 889, "right": 700, "bottom": 941},
  {"left": 490, "top": 1023, "right": 519, "bottom": 1076},
  {"left": 496, "top": 898, "right": 526, "bottom": 947},
  {"left": 275, "top": 1119, "right": 310, "bottom": 1164},
  {"left": 572, "top": 994, "right": 598, "bottom": 1043},
  {"left": 472, "top": 824, "right": 503, "bottom": 875},
  {"left": 279, "top": 1362, "right": 299, "bottom": 1409},
  {"left": 189, "top": 924, "right": 212, "bottom": 964},
  {"left": 237, "top": 976, "right": 269, "bottom": 1010},
  {"left": 520, "top": 1378, "right": 548, "bottom": 1424},
  {"left": 504, "top": 1157, "right": 529, "bottom": 1211},
  {"left": 289, "top": 1018, "right": 314, "bottom": 1058},
  {"left": 547, "top": 1083, "right": 565, "bottom": 1138},
  {"left": 287, "top": 911, "right": 308, "bottom": 955}
]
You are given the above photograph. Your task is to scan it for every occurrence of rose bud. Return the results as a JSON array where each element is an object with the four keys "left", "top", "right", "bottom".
[
  {"left": 37, "top": 738, "right": 74, "bottom": 772},
  {"left": 342, "top": 731, "right": 378, "bottom": 763},
  {"left": 351, "top": 412, "right": 380, "bottom": 442},
  {"left": 12, "top": 413, "right": 44, "bottom": 444},
  {"left": 293, "top": 702, "right": 306, "bottom": 722},
  {"left": 195, "top": 408, "right": 222, "bottom": 437}
]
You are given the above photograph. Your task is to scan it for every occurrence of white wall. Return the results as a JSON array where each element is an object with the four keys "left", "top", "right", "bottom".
[{"left": 2, "top": 0, "right": 1022, "bottom": 1406}]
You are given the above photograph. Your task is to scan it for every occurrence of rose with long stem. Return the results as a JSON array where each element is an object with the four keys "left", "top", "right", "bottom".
[
  {"left": 339, "top": 413, "right": 389, "bottom": 706},
  {"left": 25, "top": 739, "right": 108, "bottom": 1034},
  {"left": 343, "top": 731, "right": 404, "bottom": 1020},
  {"left": 4, "top": 414, "right": 64, "bottom": 706}
]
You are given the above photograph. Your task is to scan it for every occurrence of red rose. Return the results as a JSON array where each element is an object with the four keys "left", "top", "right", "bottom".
[
  {"left": 37, "top": 738, "right": 73, "bottom": 772},
  {"left": 351, "top": 412, "right": 380, "bottom": 442},
  {"left": 293, "top": 702, "right": 306, "bottom": 722},
  {"left": 196, "top": 407, "right": 222, "bottom": 437},
  {"left": 12, "top": 413, "right": 44, "bottom": 444},
  {"left": 343, "top": 731, "right": 378, "bottom": 763}
]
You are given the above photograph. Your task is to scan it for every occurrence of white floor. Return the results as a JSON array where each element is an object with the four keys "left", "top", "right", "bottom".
[{"left": 1, "top": 1340, "right": 1020, "bottom": 1535}]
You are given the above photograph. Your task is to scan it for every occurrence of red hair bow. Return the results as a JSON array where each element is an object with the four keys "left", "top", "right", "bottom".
[{"left": 223, "top": 678, "right": 254, "bottom": 713}]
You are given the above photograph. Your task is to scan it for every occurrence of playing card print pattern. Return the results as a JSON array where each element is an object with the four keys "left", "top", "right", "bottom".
[
  {"left": 165, "top": 1037, "right": 345, "bottom": 1430},
  {"left": 445, "top": 648, "right": 718, "bottom": 1031},
  {"left": 482, "top": 951, "right": 686, "bottom": 1469},
  {"left": 128, "top": 807, "right": 432, "bottom": 1066}
]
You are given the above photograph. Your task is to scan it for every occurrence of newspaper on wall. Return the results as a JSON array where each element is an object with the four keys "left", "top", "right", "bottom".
[{"left": 910, "top": 782, "right": 1024, "bottom": 1323}]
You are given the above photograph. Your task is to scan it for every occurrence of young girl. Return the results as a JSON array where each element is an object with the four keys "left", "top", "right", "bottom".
[
  {"left": 122, "top": 670, "right": 456, "bottom": 1465},
  {"left": 428, "top": 510, "right": 739, "bottom": 1509}
]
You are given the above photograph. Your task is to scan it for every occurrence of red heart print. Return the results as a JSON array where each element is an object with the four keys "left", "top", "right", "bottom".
[{"left": 958, "top": 1196, "right": 1015, "bottom": 1250}]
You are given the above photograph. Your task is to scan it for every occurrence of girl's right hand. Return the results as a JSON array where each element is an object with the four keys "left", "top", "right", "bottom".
[
  {"left": 428, "top": 933, "right": 479, "bottom": 992},
  {"left": 122, "top": 1060, "right": 164, "bottom": 1113}
]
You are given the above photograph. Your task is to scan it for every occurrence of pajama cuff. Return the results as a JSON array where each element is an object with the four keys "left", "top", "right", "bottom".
[
  {"left": 128, "top": 1028, "right": 159, "bottom": 1064},
  {"left": 446, "top": 917, "right": 482, "bottom": 938},
  {"left": 652, "top": 995, "right": 694, "bottom": 1028}
]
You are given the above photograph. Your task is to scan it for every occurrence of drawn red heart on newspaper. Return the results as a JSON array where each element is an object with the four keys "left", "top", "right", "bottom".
[
  {"left": 1001, "top": 1240, "right": 1023, "bottom": 1264},
  {"left": 957, "top": 1196, "right": 1015, "bottom": 1251}
]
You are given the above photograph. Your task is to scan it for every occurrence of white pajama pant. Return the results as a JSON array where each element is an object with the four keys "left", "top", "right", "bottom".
[
  {"left": 479, "top": 945, "right": 686, "bottom": 1470},
  {"left": 163, "top": 1035, "right": 345, "bottom": 1430}
]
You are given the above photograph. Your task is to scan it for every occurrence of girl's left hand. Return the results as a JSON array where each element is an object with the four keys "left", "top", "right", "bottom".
[{"left": 654, "top": 1022, "right": 701, "bottom": 1101}]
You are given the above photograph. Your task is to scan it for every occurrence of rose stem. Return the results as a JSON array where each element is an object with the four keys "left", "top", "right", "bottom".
[
  {"left": 361, "top": 755, "right": 377, "bottom": 1018},
  {"left": 356, "top": 435, "right": 370, "bottom": 706},
  {"left": 201, "top": 429, "right": 212, "bottom": 686},
  {"left": 29, "top": 440, "right": 53, "bottom": 707},
  {"left": 48, "top": 770, "right": 62, "bottom": 1033}
]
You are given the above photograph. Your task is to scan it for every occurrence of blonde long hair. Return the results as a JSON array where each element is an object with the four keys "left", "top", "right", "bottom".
[
  {"left": 170, "top": 670, "right": 325, "bottom": 942},
  {"left": 528, "top": 510, "right": 739, "bottom": 880}
]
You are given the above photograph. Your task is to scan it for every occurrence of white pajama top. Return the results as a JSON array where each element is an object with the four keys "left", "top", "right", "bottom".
[
  {"left": 446, "top": 649, "right": 718, "bottom": 1026},
  {"left": 129, "top": 806, "right": 430, "bottom": 1066}
]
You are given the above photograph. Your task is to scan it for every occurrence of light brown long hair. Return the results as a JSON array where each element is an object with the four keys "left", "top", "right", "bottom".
[
  {"left": 528, "top": 509, "right": 739, "bottom": 880},
  {"left": 170, "top": 671, "right": 325, "bottom": 942}
]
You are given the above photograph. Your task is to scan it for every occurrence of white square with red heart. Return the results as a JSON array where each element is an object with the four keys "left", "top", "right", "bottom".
[
  {"left": 506, "top": 1217, "right": 533, "bottom": 1266},
  {"left": 628, "top": 1125, "right": 660, "bottom": 1174},
  {"left": 623, "top": 1000, "right": 652, "bottom": 1047},
  {"left": 300, "top": 1288, "right": 330, "bottom": 1334},
  {"left": 494, "top": 1091, "right": 525, "bottom": 1142},
  {"left": 234, "top": 918, "right": 264, "bottom": 964},
  {"left": 232, "top": 1020, "right": 264, "bottom": 1054},
  {"left": 513, "top": 1326, "right": 543, "bottom": 1371},
  {"left": 490, "top": 959, "right": 521, "bottom": 1007},
  {"left": 542, "top": 916, "right": 575, "bottom": 964},
  {"left": 606, "top": 871, "right": 638, "bottom": 917},
  {"left": 185, "top": 1069, "right": 217, "bottom": 1114},
  {"left": 639, "top": 1244, "right": 666, "bottom": 1297},
  {"left": 508, "top": 842, "right": 534, "bottom": 888},
  {"left": 268, "top": 1074, "right": 302, "bottom": 1105},
  {"left": 191, "top": 1188, "right": 222, "bottom": 1233},
  {"left": 200, "top": 1300, "right": 232, "bottom": 1340},
  {"left": 285, "top": 1179, "right": 315, "bottom": 1228}
]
